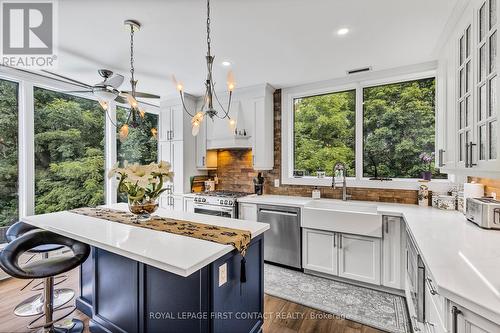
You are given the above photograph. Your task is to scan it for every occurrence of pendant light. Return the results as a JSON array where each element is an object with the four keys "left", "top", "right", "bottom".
[{"left": 174, "top": 0, "right": 236, "bottom": 136}]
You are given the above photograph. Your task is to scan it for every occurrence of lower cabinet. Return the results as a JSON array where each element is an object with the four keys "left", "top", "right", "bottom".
[
  {"left": 183, "top": 196, "right": 195, "bottom": 213},
  {"left": 303, "top": 228, "right": 381, "bottom": 285},
  {"left": 338, "top": 233, "right": 381, "bottom": 285},
  {"left": 160, "top": 194, "right": 183, "bottom": 211},
  {"left": 238, "top": 203, "right": 257, "bottom": 221},
  {"left": 382, "top": 216, "right": 404, "bottom": 289},
  {"left": 449, "top": 302, "right": 499, "bottom": 333}
]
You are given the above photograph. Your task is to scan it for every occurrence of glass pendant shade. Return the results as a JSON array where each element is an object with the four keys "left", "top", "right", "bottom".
[
  {"left": 119, "top": 124, "right": 129, "bottom": 141},
  {"left": 94, "top": 89, "right": 116, "bottom": 101},
  {"left": 126, "top": 94, "right": 138, "bottom": 109}
]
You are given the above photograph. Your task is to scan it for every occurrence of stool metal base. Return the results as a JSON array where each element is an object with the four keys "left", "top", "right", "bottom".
[
  {"left": 14, "top": 288, "right": 74, "bottom": 317},
  {"left": 35, "top": 318, "right": 84, "bottom": 333}
]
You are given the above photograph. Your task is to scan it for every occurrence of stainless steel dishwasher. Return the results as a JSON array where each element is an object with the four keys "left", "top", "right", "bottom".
[{"left": 257, "top": 204, "right": 301, "bottom": 269}]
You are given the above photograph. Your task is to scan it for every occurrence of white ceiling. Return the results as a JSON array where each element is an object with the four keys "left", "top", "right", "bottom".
[{"left": 55, "top": 0, "right": 459, "bottom": 99}]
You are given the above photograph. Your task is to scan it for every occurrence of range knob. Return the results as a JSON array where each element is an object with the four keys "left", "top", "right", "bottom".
[
  {"left": 194, "top": 198, "right": 199, "bottom": 202},
  {"left": 224, "top": 200, "right": 228, "bottom": 205},
  {"left": 219, "top": 199, "right": 224, "bottom": 204},
  {"left": 229, "top": 200, "right": 233, "bottom": 206},
  {"left": 202, "top": 198, "right": 206, "bottom": 202}
]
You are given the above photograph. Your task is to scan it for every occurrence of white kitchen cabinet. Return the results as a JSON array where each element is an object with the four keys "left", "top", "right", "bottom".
[
  {"left": 382, "top": 216, "right": 403, "bottom": 289},
  {"left": 438, "top": 0, "right": 500, "bottom": 176},
  {"left": 450, "top": 302, "right": 500, "bottom": 333},
  {"left": 238, "top": 203, "right": 257, "bottom": 221},
  {"left": 184, "top": 196, "right": 195, "bottom": 213},
  {"left": 159, "top": 140, "right": 185, "bottom": 194},
  {"left": 303, "top": 228, "right": 338, "bottom": 276},
  {"left": 204, "top": 84, "right": 275, "bottom": 170},
  {"left": 160, "top": 194, "right": 183, "bottom": 211},
  {"left": 425, "top": 279, "right": 447, "bottom": 333},
  {"left": 338, "top": 233, "right": 381, "bottom": 285},
  {"left": 303, "top": 228, "right": 381, "bottom": 285}
]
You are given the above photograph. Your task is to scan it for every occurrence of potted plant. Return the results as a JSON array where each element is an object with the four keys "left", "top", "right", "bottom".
[
  {"left": 108, "top": 161, "right": 174, "bottom": 222},
  {"left": 419, "top": 152, "right": 434, "bottom": 181}
]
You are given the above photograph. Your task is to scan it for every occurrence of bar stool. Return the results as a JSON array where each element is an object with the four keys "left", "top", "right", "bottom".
[
  {"left": 5, "top": 222, "right": 74, "bottom": 317},
  {"left": 0, "top": 229, "right": 90, "bottom": 333}
]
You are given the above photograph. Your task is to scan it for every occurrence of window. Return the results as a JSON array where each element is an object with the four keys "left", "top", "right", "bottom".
[
  {"left": 293, "top": 90, "right": 355, "bottom": 177},
  {"left": 0, "top": 79, "right": 18, "bottom": 238},
  {"left": 116, "top": 105, "right": 158, "bottom": 202},
  {"left": 34, "top": 87, "right": 105, "bottom": 214},
  {"left": 363, "top": 78, "right": 445, "bottom": 179},
  {"left": 283, "top": 71, "right": 447, "bottom": 188}
]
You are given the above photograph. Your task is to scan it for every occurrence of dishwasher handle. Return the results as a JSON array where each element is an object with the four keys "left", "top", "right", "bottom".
[{"left": 258, "top": 209, "right": 298, "bottom": 217}]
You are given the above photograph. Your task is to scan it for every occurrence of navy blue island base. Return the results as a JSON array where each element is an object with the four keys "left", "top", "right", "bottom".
[{"left": 76, "top": 235, "right": 264, "bottom": 333}]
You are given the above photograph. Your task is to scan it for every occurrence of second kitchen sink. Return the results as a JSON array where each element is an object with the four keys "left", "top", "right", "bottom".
[{"left": 302, "top": 199, "right": 382, "bottom": 237}]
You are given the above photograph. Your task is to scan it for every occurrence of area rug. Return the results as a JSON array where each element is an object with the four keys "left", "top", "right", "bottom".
[{"left": 264, "top": 264, "right": 411, "bottom": 333}]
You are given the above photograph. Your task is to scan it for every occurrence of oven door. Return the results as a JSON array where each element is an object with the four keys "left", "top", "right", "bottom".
[{"left": 194, "top": 204, "right": 235, "bottom": 218}]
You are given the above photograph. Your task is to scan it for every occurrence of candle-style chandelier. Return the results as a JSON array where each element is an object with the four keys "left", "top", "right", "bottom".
[{"left": 174, "top": 0, "right": 236, "bottom": 136}]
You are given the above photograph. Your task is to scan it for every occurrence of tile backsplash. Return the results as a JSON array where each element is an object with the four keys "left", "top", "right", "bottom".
[
  {"left": 208, "top": 89, "right": 419, "bottom": 205},
  {"left": 468, "top": 177, "right": 500, "bottom": 199}
]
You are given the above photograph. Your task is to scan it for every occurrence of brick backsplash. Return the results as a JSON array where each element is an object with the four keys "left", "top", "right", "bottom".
[{"left": 208, "top": 89, "right": 419, "bottom": 205}]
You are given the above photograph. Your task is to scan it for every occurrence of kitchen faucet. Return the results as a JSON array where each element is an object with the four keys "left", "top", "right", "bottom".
[{"left": 332, "top": 162, "right": 350, "bottom": 201}]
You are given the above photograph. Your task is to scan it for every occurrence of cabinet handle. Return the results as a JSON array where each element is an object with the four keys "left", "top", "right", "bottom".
[
  {"left": 424, "top": 321, "right": 435, "bottom": 333},
  {"left": 465, "top": 142, "right": 469, "bottom": 168},
  {"left": 412, "top": 316, "right": 421, "bottom": 331},
  {"left": 166, "top": 130, "right": 170, "bottom": 140},
  {"left": 451, "top": 306, "right": 462, "bottom": 333},
  {"left": 385, "top": 220, "right": 389, "bottom": 234},
  {"left": 333, "top": 232, "right": 336, "bottom": 248},
  {"left": 426, "top": 277, "right": 438, "bottom": 295},
  {"left": 202, "top": 156, "right": 205, "bottom": 166},
  {"left": 469, "top": 142, "right": 477, "bottom": 167},
  {"left": 438, "top": 149, "right": 445, "bottom": 167},
  {"left": 339, "top": 235, "right": 342, "bottom": 249}
]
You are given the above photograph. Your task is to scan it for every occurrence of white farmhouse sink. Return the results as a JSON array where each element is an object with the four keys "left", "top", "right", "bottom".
[{"left": 302, "top": 199, "right": 382, "bottom": 237}]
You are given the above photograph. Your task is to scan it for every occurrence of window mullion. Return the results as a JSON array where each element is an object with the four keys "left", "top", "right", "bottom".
[
  {"left": 355, "top": 84, "right": 363, "bottom": 180},
  {"left": 18, "top": 81, "right": 35, "bottom": 217},
  {"left": 105, "top": 101, "right": 117, "bottom": 205}
]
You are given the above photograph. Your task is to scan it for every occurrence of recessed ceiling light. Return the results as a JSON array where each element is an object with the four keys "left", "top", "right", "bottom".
[
  {"left": 221, "top": 61, "right": 232, "bottom": 67},
  {"left": 337, "top": 28, "right": 349, "bottom": 36}
]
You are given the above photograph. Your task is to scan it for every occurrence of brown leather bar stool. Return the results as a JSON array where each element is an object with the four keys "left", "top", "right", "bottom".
[
  {"left": 0, "top": 229, "right": 90, "bottom": 333},
  {"left": 5, "top": 222, "right": 74, "bottom": 317}
]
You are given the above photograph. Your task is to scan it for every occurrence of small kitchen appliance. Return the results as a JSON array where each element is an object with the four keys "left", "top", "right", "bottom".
[{"left": 466, "top": 197, "right": 500, "bottom": 229}]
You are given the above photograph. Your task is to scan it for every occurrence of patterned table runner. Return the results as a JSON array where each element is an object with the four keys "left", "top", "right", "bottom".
[{"left": 71, "top": 207, "right": 252, "bottom": 257}]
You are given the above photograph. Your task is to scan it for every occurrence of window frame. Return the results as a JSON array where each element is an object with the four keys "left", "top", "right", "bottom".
[
  {"left": 0, "top": 66, "right": 159, "bottom": 224},
  {"left": 281, "top": 64, "right": 451, "bottom": 190}
]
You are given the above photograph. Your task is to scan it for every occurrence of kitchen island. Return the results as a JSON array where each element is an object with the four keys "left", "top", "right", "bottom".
[{"left": 21, "top": 204, "right": 269, "bottom": 333}]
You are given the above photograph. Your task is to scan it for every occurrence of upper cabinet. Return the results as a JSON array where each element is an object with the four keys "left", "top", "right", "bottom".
[
  {"left": 195, "top": 84, "right": 275, "bottom": 170},
  {"left": 438, "top": 0, "right": 500, "bottom": 176}
]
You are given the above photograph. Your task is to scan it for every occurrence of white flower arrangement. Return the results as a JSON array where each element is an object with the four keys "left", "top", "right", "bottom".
[{"left": 108, "top": 161, "right": 174, "bottom": 203}]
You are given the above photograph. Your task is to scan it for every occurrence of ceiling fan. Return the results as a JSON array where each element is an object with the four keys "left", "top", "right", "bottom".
[{"left": 47, "top": 69, "right": 127, "bottom": 104}]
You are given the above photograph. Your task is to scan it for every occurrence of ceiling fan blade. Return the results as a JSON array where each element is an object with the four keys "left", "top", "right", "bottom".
[
  {"left": 61, "top": 90, "right": 93, "bottom": 94},
  {"left": 121, "top": 90, "right": 160, "bottom": 99},
  {"left": 114, "top": 95, "right": 128, "bottom": 104},
  {"left": 106, "top": 74, "right": 124, "bottom": 88},
  {"left": 41, "top": 70, "right": 92, "bottom": 89}
]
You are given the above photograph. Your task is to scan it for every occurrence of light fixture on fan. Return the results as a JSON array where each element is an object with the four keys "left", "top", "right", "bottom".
[{"left": 174, "top": 0, "right": 236, "bottom": 136}]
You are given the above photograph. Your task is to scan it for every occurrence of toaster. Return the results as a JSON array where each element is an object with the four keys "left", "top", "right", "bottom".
[{"left": 466, "top": 197, "right": 500, "bottom": 229}]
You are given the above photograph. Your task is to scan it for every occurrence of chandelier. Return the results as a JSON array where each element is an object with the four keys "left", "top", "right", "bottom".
[
  {"left": 102, "top": 20, "right": 160, "bottom": 142},
  {"left": 175, "top": 0, "right": 236, "bottom": 136}
]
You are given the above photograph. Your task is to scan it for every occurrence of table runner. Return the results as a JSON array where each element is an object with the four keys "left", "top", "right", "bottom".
[{"left": 71, "top": 207, "right": 252, "bottom": 282}]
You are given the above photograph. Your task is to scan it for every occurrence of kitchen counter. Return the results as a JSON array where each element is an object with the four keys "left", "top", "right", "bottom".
[
  {"left": 239, "top": 194, "right": 500, "bottom": 325},
  {"left": 21, "top": 203, "right": 269, "bottom": 277}
]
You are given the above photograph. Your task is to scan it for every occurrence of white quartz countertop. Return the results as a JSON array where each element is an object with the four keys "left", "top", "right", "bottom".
[
  {"left": 238, "top": 194, "right": 500, "bottom": 325},
  {"left": 21, "top": 203, "right": 269, "bottom": 277}
]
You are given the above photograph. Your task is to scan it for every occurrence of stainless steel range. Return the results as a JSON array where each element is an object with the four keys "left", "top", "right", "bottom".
[{"left": 193, "top": 191, "right": 250, "bottom": 218}]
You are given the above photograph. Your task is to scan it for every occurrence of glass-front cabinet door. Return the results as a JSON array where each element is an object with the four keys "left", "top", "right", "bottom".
[{"left": 475, "top": 0, "right": 499, "bottom": 170}]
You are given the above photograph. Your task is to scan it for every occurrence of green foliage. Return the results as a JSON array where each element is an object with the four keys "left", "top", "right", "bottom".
[
  {"left": 294, "top": 78, "right": 445, "bottom": 179},
  {"left": 294, "top": 91, "right": 356, "bottom": 176},
  {"left": 363, "top": 78, "right": 445, "bottom": 178},
  {"left": 34, "top": 88, "right": 106, "bottom": 214},
  {"left": 0, "top": 80, "right": 19, "bottom": 227},
  {"left": 116, "top": 106, "right": 158, "bottom": 202}
]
